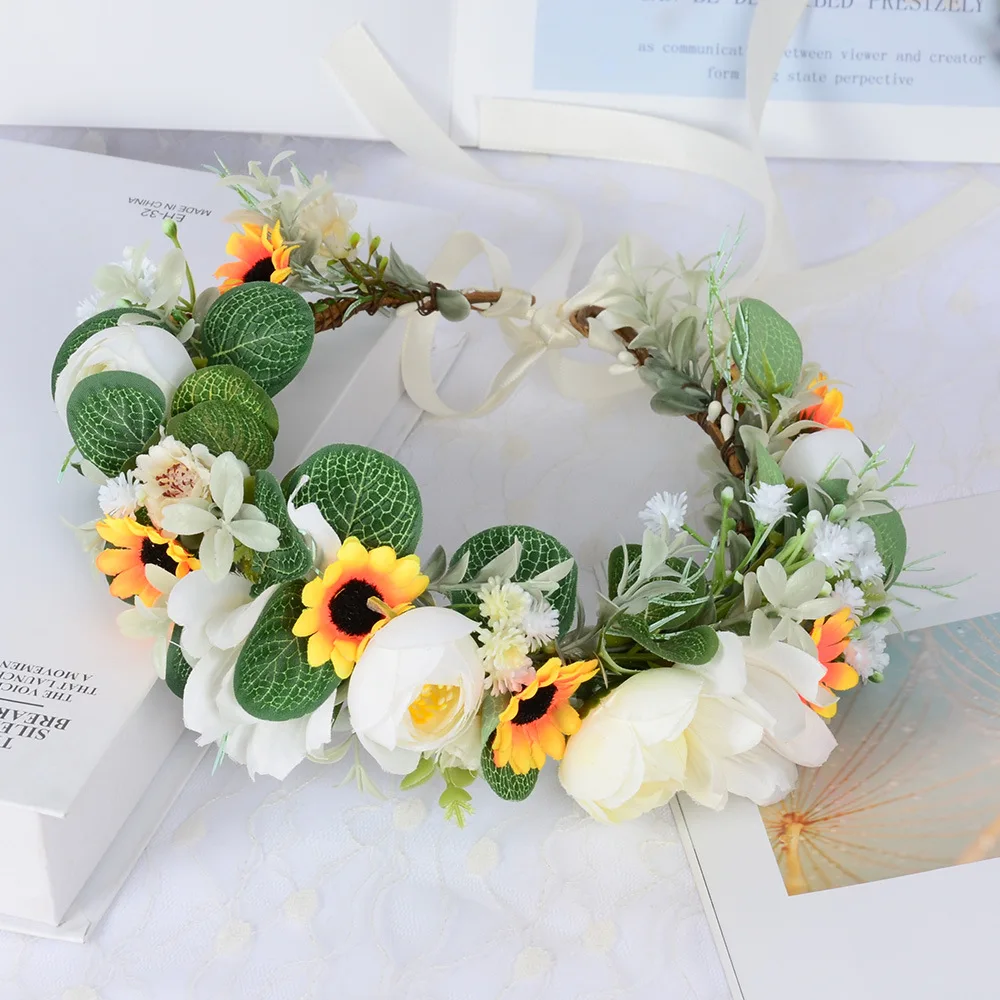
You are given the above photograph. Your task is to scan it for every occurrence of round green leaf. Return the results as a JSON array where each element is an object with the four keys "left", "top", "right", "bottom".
[
  {"left": 288, "top": 444, "right": 423, "bottom": 554},
  {"left": 166, "top": 398, "right": 274, "bottom": 472},
  {"left": 606, "top": 615, "right": 720, "bottom": 665},
  {"left": 734, "top": 299, "right": 803, "bottom": 399},
  {"left": 164, "top": 626, "right": 191, "bottom": 698},
  {"left": 170, "top": 364, "right": 279, "bottom": 438},
  {"left": 200, "top": 283, "right": 314, "bottom": 396},
  {"left": 450, "top": 525, "right": 577, "bottom": 636},
  {"left": 480, "top": 737, "right": 539, "bottom": 801},
  {"left": 249, "top": 470, "right": 313, "bottom": 594},
  {"left": 66, "top": 370, "right": 166, "bottom": 476},
  {"left": 233, "top": 581, "right": 340, "bottom": 721},
  {"left": 51, "top": 307, "right": 166, "bottom": 397},
  {"left": 862, "top": 506, "right": 908, "bottom": 587}
]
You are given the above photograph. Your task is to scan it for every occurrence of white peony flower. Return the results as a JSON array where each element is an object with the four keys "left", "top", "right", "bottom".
[
  {"left": 159, "top": 453, "right": 279, "bottom": 581},
  {"left": 169, "top": 571, "right": 338, "bottom": 779},
  {"left": 346, "top": 606, "right": 486, "bottom": 775},
  {"left": 478, "top": 623, "right": 535, "bottom": 695},
  {"left": 781, "top": 428, "right": 868, "bottom": 485},
  {"left": 98, "top": 469, "right": 145, "bottom": 519},
  {"left": 747, "top": 482, "right": 792, "bottom": 526},
  {"left": 477, "top": 577, "right": 532, "bottom": 628},
  {"left": 53, "top": 320, "right": 195, "bottom": 423},
  {"left": 845, "top": 623, "right": 890, "bottom": 681},
  {"left": 135, "top": 435, "right": 214, "bottom": 526},
  {"left": 639, "top": 490, "right": 688, "bottom": 537},
  {"left": 559, "top": 642, "right": 765, "bottom": 822}
]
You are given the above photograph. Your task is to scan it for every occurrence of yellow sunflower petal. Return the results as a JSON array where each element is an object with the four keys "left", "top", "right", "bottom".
[
  {"left": 109, "top": 564, "right": 149, "bottom": 600},
  {"left": 292, "top": 607, "right": 321, "bottom": 638},
  {"left": 812, "top": 697, "right": 838, "bottom": 719},
  {"left": 307, "top": 631, "right": 334, "bottom": 668},
  {"left": 301, "top": 577, "right": 329, "bottom": 609},
  {"left": 510, "top": 738, "right": 535, "bottom": 775},
  {"left": 368, "top": 546, "right": 397, "bottom": 574},
  {"left": 553, "top": 701, "right": 582, "bottom": 736},
  {"left": 95, "top": 548, "right": 138, "bottom": 576},
  {"left": 331, "top": 646, "right": 355, "bottom": 679},
  {"left": 530, "top": 741, "right": 548, "bottom": 770},
  {"left": 492, "top": 738, "right": 512, "bottom": 769},
  {"left": 338, "top": 537, "right": 369, "bottom": 569},
  {"left": 537, "top": 720, "right": 567, "bottom": 760},
  {"left": 96, "top": 518, "right": 139, "bottom": 547},
  {"left": 270, "top": 267, "right": 292, "bottom": 284}
]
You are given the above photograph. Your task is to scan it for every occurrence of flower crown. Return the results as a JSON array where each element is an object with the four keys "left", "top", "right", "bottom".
[{"left": 53, "top": 155, "right": 929, "bottom": 825}]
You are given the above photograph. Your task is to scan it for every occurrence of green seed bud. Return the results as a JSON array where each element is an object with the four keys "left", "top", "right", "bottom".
[
  {"left": 869, "top": 605, "right": 893, "bottom": 623},
  {"left": 162, "top": 218, "right": 178, "bottom": 241}
]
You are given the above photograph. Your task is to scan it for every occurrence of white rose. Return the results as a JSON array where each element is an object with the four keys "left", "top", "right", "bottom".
[
  {"left": 54, "top": 321, "right": 195, "bottom": 423},
  {"left": 559, "top": 640, "right": 764, "bottom": 823},
  {"left": 718, "top": 632, "right": 838, "bottom": 805},
  {"left": 169, "top": 571, "right": 338, "bottom": 780},
  {"left": 347, "top": 606, "right": 486, "bottom": 775},
  {"left": 780, "top": 428, "right": 868, "bottom": 484}
]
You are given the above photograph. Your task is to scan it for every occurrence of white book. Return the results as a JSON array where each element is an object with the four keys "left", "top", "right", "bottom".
[
  {"left": 674, "top": 492, "right": 1000, "bottom": 999},
  {"left": 5, "top": 1, "right": 1000, "bottom": 162},
  {"left": 0, "top": 138, "right": 456, "bottom": 940}
]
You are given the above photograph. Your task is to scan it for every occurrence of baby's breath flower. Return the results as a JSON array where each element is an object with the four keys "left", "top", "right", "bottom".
[
  {"left": 520, "top": 601, "right": 560, "bottom": 652},
  {"left": 477, "top": 577, "right": 532, "bottom": 628},
  {"left": 479, "top": 625, "right": 535, "bottom": 695},
  {"left": 639, "top": 491, "right": 688, "bottom": 538}
]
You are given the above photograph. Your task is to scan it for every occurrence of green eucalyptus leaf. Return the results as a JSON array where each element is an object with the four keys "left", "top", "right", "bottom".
[
  {"left": 862, "top": 506, "right": 908, "bottom": 587},
  {"left": 51, "top": 307, "right": 166, "bottom": 397},
  {"left": 450, "top": 525, "right": 577, "bottom": 635},
  {"left": 383, "top": 246, "right": 430, "bottom": 291},
  {"left": 734, "top": 299, "right": 803, "bottom": 399},
  {"left": 66, "top": 371, "right": 166, "bottom": 476},
  {"left": 480, "top": 737, "right": 539, "bottom": 801},
  {"left": 288, "top": 444, "right": 422, "bottom": 554},
  {"left": 166, "top": 398, "right": 274, "bottom": 472},
  {"left": 164, "top": 626, "right": 191, "bottom": 698},
  {"left": 249, "top": 470, "right": 313, "bottom": 594},
  {"left": 233, "top": 581, "right": 340, "bottom": 721},
  {"left": 755, "top": 444, "right": 786, "bottom": 486},
  {"left": 200, "top": 282, "right": 314, "bottom": 396},
  {"left": 607, "top": 615, "right": 719, "bottom": 665},
  {"left": 170, "top": 364, "right": 279, "bottom": 438}
]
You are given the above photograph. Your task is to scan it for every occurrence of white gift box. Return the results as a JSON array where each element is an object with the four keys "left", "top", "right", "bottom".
[{"left": 0, "top": 138, "right": 456, "bottom": 940}]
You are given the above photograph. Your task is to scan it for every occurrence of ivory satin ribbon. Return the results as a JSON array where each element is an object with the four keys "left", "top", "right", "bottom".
[{"left": 326, "top": 0, "right": 1000, "bottom": 418}]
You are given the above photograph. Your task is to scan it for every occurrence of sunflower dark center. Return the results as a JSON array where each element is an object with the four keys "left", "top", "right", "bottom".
[
  {"left": 329, "top": 579, "right": 384, "bottom": 636},
  {"left": 514, "top": 684, "right": 556, "bottom": 725},
  {"left": 242, "top": 256, "right": 275, "bottom": 283},
  {"left": 140, "top": 537, "right": 178, "bottom": 574}
]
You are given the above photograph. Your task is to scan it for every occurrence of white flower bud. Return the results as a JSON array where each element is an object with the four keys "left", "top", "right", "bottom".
[
  {"left": 720, "top": 413, "right": 735, "bottom": 440},
  {"left": 805, "top": 509, "right": 823, "bottom": 529},
  {"left": 721, "top": 486, "right": 735, "bottom": 504},
  {"left": 707, "top": 400, "right": 723, "bottom": 422}
]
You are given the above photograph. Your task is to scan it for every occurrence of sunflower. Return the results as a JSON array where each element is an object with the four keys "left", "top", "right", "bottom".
[
  {"left": 214, "top": 220, "right": 297, "bottom": 291},
  {"left": 800, "top": 373, "right": 853, "bottom": 431},
  {"left": 492, "top": 657, "right": 598, "bottom": 775},
  {"left": 292, "top": 536, "right": 429, "bottom": 678},
  {"left": 95, "top": 517, "right": 199, "bottom": 607},
  {"left": 809, "top": 606, "right": 859, "bottom": 717}
]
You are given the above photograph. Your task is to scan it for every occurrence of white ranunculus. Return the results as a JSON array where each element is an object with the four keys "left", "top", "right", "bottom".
[
  {"left": 346, "top": 606, "right": 486, "bottom": 775},
  {"left": 559, "top": 636, "right": 765, "bottom": 822},
  {"left": 780, "top": 428, "right": 868, "bottom": 484},
  {"left": 54, "top": 321, "right": 195, "bottom": 423},
  {"left": 168, "top": 571, "right": 337, "bottom": 780},
  {"left": 135, "top": 435, "right": 214, "bottom": 526}
]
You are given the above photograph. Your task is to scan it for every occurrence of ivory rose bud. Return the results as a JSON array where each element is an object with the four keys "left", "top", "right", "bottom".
[
  {"left": 780, "top": 428, "right": 868, "bottom": 484},
  {"left": 54, "top": 321, "right": 195, "bottom": 423},
  {"left": 347, "top": 606, "right": 486, "bottom": 774}
]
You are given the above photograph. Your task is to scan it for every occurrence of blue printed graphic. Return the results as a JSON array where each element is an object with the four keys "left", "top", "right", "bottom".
[{"left": 534, "top": 0, "right": 1000, "bottom": 105}]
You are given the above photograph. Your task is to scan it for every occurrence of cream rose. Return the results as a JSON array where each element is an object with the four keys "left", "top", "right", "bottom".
[
  {"left": 54, "top": 321, "right": 195, "bottom": 423},
  {"left": 346, "top": 606, "right": 486, "bottom": 774},
  {"left": 559, "top": 640, "right": 765, "bottom": 823},
  {"left": 780, "top": 428, "right": 868, "bottom": 484}
]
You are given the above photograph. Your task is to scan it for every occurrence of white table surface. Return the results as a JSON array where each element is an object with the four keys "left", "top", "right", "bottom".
[{"left": 2, "top": 124, "right": 999, "bottom": 1000}]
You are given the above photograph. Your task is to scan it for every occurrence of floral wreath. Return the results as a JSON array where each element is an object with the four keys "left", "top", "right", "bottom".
[{"left": 53, "top": 155, "right": 935, "bottom": 825}]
